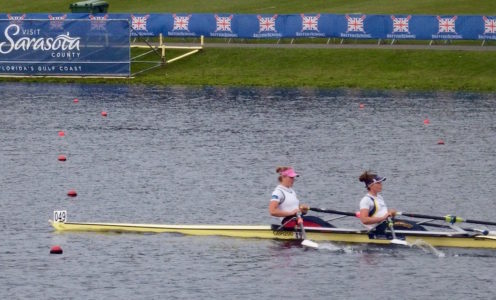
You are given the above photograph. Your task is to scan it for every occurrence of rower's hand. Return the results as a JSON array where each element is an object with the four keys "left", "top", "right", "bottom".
[
  {"left": 297, "top": 216, "right": 303, "bottom": 225},
  {"left": 388, "top": 209, "right": 397, "bottom": 217},
  {"left": 299, "top": 204, "right": 309, "bottom": 215}
]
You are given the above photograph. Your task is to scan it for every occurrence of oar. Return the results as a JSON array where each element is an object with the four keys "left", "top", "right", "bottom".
[
  {"left": 311, "top": 207, "right": 496, "bottom": 228},
  {"left": 309, "top": 207, "right": 357, "bottom": 217},
  {"left": 387, "top": 217, "right": 409, "bottom": 246},
  {"left": 419, "top": 221, "right": 492, "bottom": 235},
  {"left": 397, "top": 212, "right": 496, "bottom": 227},
  {"left": 296, "top": 212, "right": 319, "bottom": 249}
]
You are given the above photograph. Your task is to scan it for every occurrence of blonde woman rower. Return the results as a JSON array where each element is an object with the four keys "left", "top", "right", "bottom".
[{"left": 269, "top": 166, "right": 333, "bottom": 228}]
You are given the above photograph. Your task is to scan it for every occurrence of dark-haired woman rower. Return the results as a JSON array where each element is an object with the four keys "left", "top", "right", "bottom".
[
  {"left": 269, "top": 166, "right": 333, "bottom": 228},
  {"left": 358, "top": 171, "right": 424, "bottom": 233}
]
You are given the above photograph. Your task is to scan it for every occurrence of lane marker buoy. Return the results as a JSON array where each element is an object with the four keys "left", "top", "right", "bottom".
[
  {"left": 58, "top": 131, "right": 65, "bottom": 137},
  {"left": 101, "top": 111, "right": 108, "bottom": 117},
  {"left": 67, "top": 190, "right": 77, "bottom": 197},
  {"left": 58, "top": 155, "right": 67, "bottom": 161},
  {"left": 50, "top": 245, "right": 63, "bottom": 254}
]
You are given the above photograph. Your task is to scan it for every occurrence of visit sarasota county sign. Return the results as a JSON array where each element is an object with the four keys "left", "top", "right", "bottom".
[{"left": 0, "top": 19, "right": 130, "bottom": 77}]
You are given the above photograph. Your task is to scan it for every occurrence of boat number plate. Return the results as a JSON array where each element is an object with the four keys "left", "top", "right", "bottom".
[{"left": 53, "top": 210, "right": 67, "bottom": 223}]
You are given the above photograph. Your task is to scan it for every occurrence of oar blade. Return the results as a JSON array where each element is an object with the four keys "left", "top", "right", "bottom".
[
  {"left": 390, "top": 239, "right": 409, "bottom": 246},
  {"left": 475, "top": 235, "right": 496, "bottom": 240},
  {"left": 301, "top": 239, "right": 319, "bottom": 249}
]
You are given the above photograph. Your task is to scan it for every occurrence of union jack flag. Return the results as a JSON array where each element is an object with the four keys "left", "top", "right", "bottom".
[
  {"left": 48, "top": 14, "right": 67, "bottom": 30},
  {"left": 7, "top": 14, "right": 25, "bottom": 25},
  {"left": 346, "top": 15, "right": 366, "bottom": 33},
  {"left": 131, "top": 14, "right": 149, "bottom": 31},
  {"left": 89, "top": 14, "right": 108, "bottom": 31},
  {"left": 483, "top": 16, "right": 496, "bottom": 34},
  {"left": 301, "top": 14, "right": 320, "bottom": 32},
  {"left": 173, "top": 14, "right": 191, "bottom": 31},
  {"left": 391, "top": 15, "right": 411, "bottom": 33},
  {"left": 437, "top": 16, "right": 457, "bottom": 34},
  {"left": 257, "top": 15, "right": 277, "bottom": 33},
  {"left": 215, "top": 15, "right": 233, "bottom": 32}
]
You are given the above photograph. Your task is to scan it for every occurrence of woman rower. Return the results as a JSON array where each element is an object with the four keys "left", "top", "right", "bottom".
[
  {"left": 358, "top": 171, "right": 424, "bottom": 233},
  {"left": 269, "top": 166, "right": 333, "bottom": 228}
]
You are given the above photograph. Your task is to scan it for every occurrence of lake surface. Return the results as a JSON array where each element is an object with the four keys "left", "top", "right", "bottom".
[{"left": 1, "top": 83, "right": 495, "bottom": 299}]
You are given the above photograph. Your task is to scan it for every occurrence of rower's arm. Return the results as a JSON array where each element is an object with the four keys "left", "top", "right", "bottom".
[
  {"left": 268, "top": 201, "right": 299, "bottom": 217},
  {"left": 359, "top": 208, "right": 390, "bottom": 225}
]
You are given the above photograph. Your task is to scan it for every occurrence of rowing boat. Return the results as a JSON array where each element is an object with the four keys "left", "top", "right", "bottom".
[{"left": 49, "top": 220, "right": 496, "bottom": 249}]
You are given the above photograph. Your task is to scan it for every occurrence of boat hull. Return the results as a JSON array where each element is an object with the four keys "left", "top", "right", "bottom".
[{"left": 50, "top": 221, "right": 496, "bottom": 249}]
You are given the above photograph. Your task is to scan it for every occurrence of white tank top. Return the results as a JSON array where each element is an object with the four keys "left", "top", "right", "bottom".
[
  {"left": 359, "top": 193, "right": 388, "bottom": 230},
  {"left": 271, "top": 185, "right": 299, "bottom": 219}
]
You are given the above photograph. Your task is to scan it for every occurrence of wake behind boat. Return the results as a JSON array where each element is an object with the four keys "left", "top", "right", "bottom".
[{"left": 50, "top": 210, "right": 496, "bottom": 249}]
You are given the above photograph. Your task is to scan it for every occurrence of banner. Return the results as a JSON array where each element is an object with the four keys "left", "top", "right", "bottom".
[
  {"left": 127, "top": 13, "right": 496, "bottom": 40},
  {"left": 0, "top": 18, "right": 130, "bottom": 76},
  {"left": 1, "top": 13, "right": 496, "bottom": 41}
]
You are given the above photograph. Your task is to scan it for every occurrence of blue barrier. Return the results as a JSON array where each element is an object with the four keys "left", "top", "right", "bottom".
[
  {"left": 2, "top": 13, "right": 495, "bottom": 40},
  {"left": 0, "top": 18, "right": 130, "bottom": 76}
]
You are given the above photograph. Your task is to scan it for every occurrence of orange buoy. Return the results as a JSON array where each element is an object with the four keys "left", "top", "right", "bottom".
[
  {"left": 437, "top": 139, "right": 445, "bottom": 145},
  {"left": 73, "top": 98, "right": 79, "bottom": 103},
  {"left": 50, "top": 245, "right": 63, "bottom": 254},
  {"left": 101, "top": 111, "right": 108, "bottom": 117},
  {"left": 67, "top": 190, "right": 77, "bottom": 197},
  {"left": 58, "top": 155, "right": 67, "bottom": 161},
  {"left": 58, "top": 131, "right": 65, "bottom": 137},
  {"left": 359, "top": 103, "right": 365, "bottom": 109},
  {"left": 423, "top": 119, "right": 430, "bottom": 125}
]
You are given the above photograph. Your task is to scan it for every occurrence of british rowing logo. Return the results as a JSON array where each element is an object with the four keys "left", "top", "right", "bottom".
[
  {"left": 483, "top": 16, "right": 496, "bottom": 34},
  {"left": 301, "top": 14, "right": 320, "bottom": 32},
  {"left": 387, "top": 15, "right": 415, "bottom": 39},
  {"left": 346, "top": 15, "right": 366, "bottom": 33},
  {"left": 392, "top": 15, "right": 411, "bottom": 33},
  {"left": 89, "top": 14, "right": 108, "bottom": 31},
  {"left": 340, "top": 15, "right": 371, "bottom": 38},
  {"left": 297, "top": 14, "right": 325, "bottom": 37},
  {"left": 215, "top": 15, "right": 233, "bottom": 32},
  {"left": 48, "top": 14, "right": 67, "bottom": 30},
  {"left": 432, "top": 16, "right": 462, "bottom": 39},
  {"left": 131, "top": 14, "right": 149, "bottom": 31},
  {"left": 437, "top": 16, "right": 457, "bottom": 34},
  {"left": 7, "top": 14, "right": 26, "bottom": 26},
  {"left": 258, "top": 15, "right": 277, "bottom": 33},
  {"left": 479, "top": 16, "right": 496, "bottom": 40},
  {"left": 172, "top": 14, "right": 191, "bottom": 31},
  {"left": 210, "top": 14, "right": 237, "bottom": 38},
  {"left": 168, "top": 14, "right": 195, "bottom": 37},
  {"left": 253, "top": 15, "right": 281, "bottom": 38}
]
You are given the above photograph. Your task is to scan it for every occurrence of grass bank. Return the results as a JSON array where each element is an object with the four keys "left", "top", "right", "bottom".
[
  {"left": 136, "top": 48, "right": 496, "bottom": 91},
  {"left": 1, "top": 0, "right": 495, "bottom": 15},
  {"left": 3, "top": 48, "right": 495, "bottom": 92}
]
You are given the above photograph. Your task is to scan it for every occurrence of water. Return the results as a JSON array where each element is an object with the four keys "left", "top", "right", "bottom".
[{"left": 1, "top": 83, "right": 495, "bottom": 299}]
